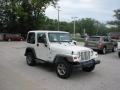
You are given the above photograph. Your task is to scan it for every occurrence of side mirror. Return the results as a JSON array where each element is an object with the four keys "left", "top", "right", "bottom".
[{"left": 72, "top": 40, "right": 77, "bottom": 45}]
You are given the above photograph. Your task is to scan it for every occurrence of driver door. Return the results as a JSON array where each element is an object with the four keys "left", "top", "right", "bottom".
[{"left": 35, "top": 33, "right": 50, "bottom": 61}]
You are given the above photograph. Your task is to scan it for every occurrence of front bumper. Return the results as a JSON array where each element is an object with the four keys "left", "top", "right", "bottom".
[{"left": 73, "top": 59, "right": 100, "bottom": 69}]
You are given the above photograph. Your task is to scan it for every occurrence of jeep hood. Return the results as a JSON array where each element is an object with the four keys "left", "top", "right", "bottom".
[{"left": 50, "top": 43, "right": 92, "bottom": 53}]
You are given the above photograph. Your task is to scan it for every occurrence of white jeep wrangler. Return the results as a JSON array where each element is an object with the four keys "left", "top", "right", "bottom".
[{"left": 25, "top": 30, "right": 100, "bottom": 79}]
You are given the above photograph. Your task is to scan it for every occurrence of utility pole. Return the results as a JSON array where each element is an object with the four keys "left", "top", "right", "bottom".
[
  {"left": 72, "top": 17, "right": 78, "bottom": 38},
  {"left": 56, "top": 6, "right": 60, "bottom": 31},
  {"left": 96, "top": 21, "right": 99, "bottom": 35}
]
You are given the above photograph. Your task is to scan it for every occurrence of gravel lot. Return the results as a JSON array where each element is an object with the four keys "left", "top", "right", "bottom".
[{"left": 0, "top": 42, "right": 120, "bottom": 90}]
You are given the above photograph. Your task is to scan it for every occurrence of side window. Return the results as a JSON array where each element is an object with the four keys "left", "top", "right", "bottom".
[
  {"left": 49, "top": 33, "right": 58, "bottom": 42},
  {"left": 37, "top": 33, "right": 46, "bottom": 43},
  {"left": 27, "top": 33, "right": 35, "bottom": 44},
  {"left": 104, "top": 37, "right": 109, "bottom": 42}
]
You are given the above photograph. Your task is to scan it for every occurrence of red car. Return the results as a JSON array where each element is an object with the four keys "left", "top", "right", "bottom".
[
  {"left": 4, "top": 34, "right": 24, "bottom": 41},
  {"left": 85, "top": 36, "right": 117, "bottom": 54}
]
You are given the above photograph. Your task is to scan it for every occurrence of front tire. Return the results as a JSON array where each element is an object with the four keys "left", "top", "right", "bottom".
[
  {"left": 101, "top": 47, "right": 106, "bottom": 54},
  {"left": 26, "top": 52, "right": 36, "bottom": 66},
  {"left": 56, "top": 60, "right": 72, "bottom": 79},
  {"left": 118, "top": 52, "right": 120, "bottom": 58}
]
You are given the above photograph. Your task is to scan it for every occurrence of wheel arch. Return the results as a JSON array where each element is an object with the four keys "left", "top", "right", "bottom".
[
  {"left": 25, "top": 47, "right": 37, "bottom": 58},
  {"left": 53, "top": 54, "right": 73, "bottom": 64}
]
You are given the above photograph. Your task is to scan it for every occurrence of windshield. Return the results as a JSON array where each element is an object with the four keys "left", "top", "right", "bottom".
[{"left": 48, "top": 33, "right": 72, "bottom": 42}]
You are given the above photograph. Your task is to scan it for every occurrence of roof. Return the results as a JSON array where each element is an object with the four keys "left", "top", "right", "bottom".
[{"left": 29, "top": 30, "right": 68, "bottom": 33}]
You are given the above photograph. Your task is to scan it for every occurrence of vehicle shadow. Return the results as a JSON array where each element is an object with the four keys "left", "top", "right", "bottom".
[
  {"left": 70, "top": 70, "right": 98, "bottom": 80},
  {"left": 33, "top": 62, "right": 98, "bottom": 79},
  {"left": 96, "top": 50, "right": 116, "bottom": 55},
  {"left": 35, "top": 62, "right": 55, "bottom": 72}
]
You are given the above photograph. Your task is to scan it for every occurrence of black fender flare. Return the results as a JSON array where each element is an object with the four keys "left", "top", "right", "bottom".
[
  {"left": 53, "top": 54, "right": 74, "bottom": 64},
  {"left": 24, "top": 47, "right": 37, "bottom": 58}
]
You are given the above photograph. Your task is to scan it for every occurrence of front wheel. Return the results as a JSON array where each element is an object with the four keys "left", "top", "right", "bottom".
[
  {"left": 56, "top": 60, "right": 72, "bottom": 79},
  {"left": 82, "top": 65, "right": 95, "bottom": 72},
  {"left": 118, "top": 52, "right": 120, "bottom": 58},
  {"left": 101, "top": 47, "right": 106, "bottom": 54}
]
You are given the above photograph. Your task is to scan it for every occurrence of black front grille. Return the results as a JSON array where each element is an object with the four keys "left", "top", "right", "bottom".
[{"left": 80, "top": 51, "right": 90, "bottom": 61}]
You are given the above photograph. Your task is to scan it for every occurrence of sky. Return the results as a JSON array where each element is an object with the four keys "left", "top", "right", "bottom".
[{"left": 45, "top": 0, "right": 120, "bottom": 23}]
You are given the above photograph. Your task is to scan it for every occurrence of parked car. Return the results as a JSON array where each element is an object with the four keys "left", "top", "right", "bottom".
[
  {"left": 85, "top": 36, "right": 117, "bottom": 54},
  {"left": 109, "top": 32, "right": 120, "bottom": 39},
  {"left": 25, "top": 30, "right": 100, "bottom": 79},
  {"left": 4, "top": 34, "right": 24, "bottom": 41}
]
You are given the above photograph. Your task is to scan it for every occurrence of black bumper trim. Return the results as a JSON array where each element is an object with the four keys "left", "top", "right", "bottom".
[{"left": 73, "top": 59, "right": 100, "bottom": 69}]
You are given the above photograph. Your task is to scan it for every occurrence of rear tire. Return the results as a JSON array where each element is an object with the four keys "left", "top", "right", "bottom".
[
  {"left": 26, "top": 52, "right": 36, "bottom": 66},
  {"left": 56, "top": 60, "right": 72, "bottom": 79},
  {"left": 112, "top": 46, "right": 116, "bottom": 52}
]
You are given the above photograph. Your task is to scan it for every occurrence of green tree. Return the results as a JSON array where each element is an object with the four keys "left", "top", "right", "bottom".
[
  {"left": 108, "top": 9, "right": 120, "bottom": 32},
  {"left": 43, "top": 18, "right": 107, "bottom": 36},
  {"left": 77, "top": 18, "right": 97, "bottom": 36},
  {"left": 0, "top": 0, "right": 58, "bottom": 34}
]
